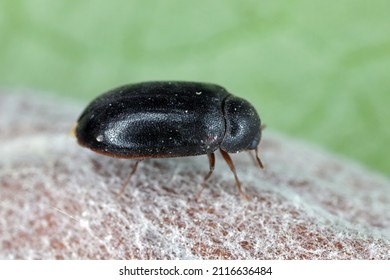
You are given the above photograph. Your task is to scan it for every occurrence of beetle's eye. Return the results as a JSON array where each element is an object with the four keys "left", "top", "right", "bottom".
[
  {"left": 96, "top": 135, "right": 104, "bottom": 142},
  {"left": 249, "top": 138, "right": 258, "bottom": 150}
]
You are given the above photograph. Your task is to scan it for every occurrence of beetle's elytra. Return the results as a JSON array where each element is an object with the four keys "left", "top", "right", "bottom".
[{"left": 74, "top": 81, "right": 264, "bottom": 199}]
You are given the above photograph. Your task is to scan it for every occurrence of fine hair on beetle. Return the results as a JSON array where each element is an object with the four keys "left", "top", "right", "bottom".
[{"left": 73, "top": 81, "right": 264, "bottom": 200}]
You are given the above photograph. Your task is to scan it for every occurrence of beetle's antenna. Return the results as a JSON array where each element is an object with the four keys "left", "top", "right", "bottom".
[
  {"left": 248, "top": 124, "right": 266, "bottom": 169},
  {"left": 255, "top": 146, "right": 264, "bottom": 169},
  {"left": 195, "top": 153, "right": 216, "bottom": 202},
  {"left": 118, "top": 160, "right": 141, "bottom": 196},
  {"left": 255, "top": 123, "right": 266, "bottom": 169},
  {"left": 248, "top": 146, "right": 264, "bottom": 169}
]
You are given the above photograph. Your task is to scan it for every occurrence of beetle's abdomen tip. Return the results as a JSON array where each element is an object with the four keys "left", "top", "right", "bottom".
[{"left": 69, "top": 122, "right": 78, "bottom": 138}]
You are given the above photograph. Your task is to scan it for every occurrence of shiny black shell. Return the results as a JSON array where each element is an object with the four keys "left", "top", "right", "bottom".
[{"left": 75, "top": 81, "right": 261, "bottom": 158}]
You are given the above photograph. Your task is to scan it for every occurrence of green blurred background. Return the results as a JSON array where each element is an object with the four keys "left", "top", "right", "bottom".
[{"left": 1, "top": 0, "right": 389, "bottom": 176}]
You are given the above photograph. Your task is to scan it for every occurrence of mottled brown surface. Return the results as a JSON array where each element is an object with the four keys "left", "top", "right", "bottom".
[{"left": 0, "top": 92, "right": 389, "bottom": 259}]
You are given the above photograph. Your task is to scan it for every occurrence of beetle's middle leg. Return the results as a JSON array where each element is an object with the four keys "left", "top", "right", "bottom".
[{"left": 195, "top": 153, "right": 215, "bottom": 202}]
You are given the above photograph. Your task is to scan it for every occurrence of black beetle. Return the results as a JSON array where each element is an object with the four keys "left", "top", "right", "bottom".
[{"left": 74, "top": 81, "right": 264, "bottom": 199}]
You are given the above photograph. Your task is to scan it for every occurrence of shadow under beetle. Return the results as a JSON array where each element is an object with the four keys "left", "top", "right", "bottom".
[{"left": 74, "top": 81, "right": 264, "bottom": 200}]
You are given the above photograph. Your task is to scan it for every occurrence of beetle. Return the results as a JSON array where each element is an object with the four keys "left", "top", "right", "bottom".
[{"left": 74, "top": 81, "right": 264, "bottom": 200}]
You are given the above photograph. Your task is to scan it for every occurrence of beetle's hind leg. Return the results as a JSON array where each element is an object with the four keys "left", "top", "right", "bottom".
[
  {"left": 195, "top": 153, "right": 215, "bottom": 202},
  {"left": 118, "top": 160, "right": 141, "bottom": 196},
  {"left": 220, "top": 149, "right": 250, "bottom": 200}
]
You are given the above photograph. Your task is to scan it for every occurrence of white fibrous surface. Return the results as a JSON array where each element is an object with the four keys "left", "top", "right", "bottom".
[{"left": 0, "top": 92, "right": 389, "bottom": 259}]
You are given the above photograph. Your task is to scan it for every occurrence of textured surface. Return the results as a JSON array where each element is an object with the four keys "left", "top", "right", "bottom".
[{"left": 0, "top": 92, "right": 390, "bottom": 259}]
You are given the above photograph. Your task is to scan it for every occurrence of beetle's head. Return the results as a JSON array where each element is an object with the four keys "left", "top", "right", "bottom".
[{"left": 220, "top": 95, "right": 262, "bottom": 153}]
